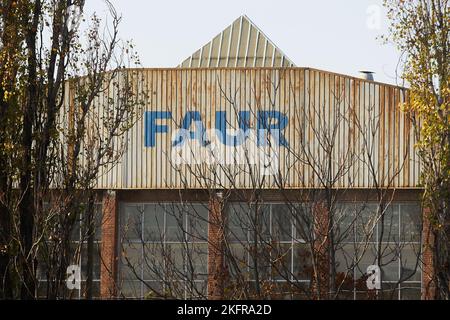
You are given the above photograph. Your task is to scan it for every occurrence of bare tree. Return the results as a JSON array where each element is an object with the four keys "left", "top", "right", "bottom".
[
  {"left": 0, "top": 0, "right": 146, "bottom": 299},
  {"left": 116, "top": 70, "right": 421, "bottom": 300}
]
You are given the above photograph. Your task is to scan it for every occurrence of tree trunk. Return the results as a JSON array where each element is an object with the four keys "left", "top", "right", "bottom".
[{"left": 19, "top": 0, "right": 41, "bottom": 300}]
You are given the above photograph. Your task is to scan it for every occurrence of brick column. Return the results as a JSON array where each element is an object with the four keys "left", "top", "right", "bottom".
[
  {"left": 311, "top": 202, "right": 330, "bottom": 299},
  {"left": 207, "top": 192, "right": 225, "bottom": 300},
  {"left": 422, "top": 206, "right": 436, "bottom": 300},
  {"left": 100, "top": 190, "right": 118, "bottom": 299}
]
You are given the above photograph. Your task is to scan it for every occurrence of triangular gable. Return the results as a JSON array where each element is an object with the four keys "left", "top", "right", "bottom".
[{"left": 179, "top": 15, "right": 295, "bottom": 68}]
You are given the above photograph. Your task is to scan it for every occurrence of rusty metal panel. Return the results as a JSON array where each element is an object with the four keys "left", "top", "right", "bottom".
[{"left": 78, "top": 68, "right": 421, "bottom": 190}]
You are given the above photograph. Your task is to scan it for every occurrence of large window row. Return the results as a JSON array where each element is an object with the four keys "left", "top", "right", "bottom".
[{"left": 118, "top": 201, "right": 422, "bottom": 300}]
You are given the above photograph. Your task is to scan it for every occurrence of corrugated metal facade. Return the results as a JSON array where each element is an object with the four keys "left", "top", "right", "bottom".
[
  {"left": 81, "top": 67, "right": 419, "bottom": 190},
  {"left": 179, "top": 15, "right": 295, "bottom": 68}
]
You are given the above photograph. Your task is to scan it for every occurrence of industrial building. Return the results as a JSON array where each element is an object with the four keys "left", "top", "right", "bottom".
[{"left": 64, "top": 16, "right": 428, "bottom": 300}]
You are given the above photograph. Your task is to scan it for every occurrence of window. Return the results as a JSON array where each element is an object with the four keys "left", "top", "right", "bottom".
[
  {"left": 37, "top": 203, "right": 102, "bottom": 299},
  {"left": 225, "top": 203, "right": 312, "bottom": 299},
  {"left": 335, "top": 202, "right": 422, "bottom": 300},
  {"left": 119, "top": 203, "right": 208, "bottom": 299}
]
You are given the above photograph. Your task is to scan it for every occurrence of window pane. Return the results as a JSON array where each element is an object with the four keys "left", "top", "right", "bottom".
[
  {"left": 188, "top": 281, "right": 207, "bottom": 299},
  {"left": 186, "top": 244, "right": 208, "bottom": 280},
  {"left": 270, "top": 281, "right": 292, "bottom": 300},
  {"left": 143, "top": 281, "right": 164, "bottom": 299},
  {"left": 120, "top": 243, "right": 142, "bottom": 280},
  {"left": 293, "top": 243, "right": 311, "bottom": 280},
  {"left": 188, "top": 204, "right": 208, "bottom": 242},
  {"left": 70, "top": 204, "right": 103, "bottom": 242},
  {"left": 166, "top": 281, "right": 186, "bottom": 299},
  {"left": 272, "top": 204, "right": 292, "bottom": 242},
  {"left": 81, "top": 281, "right": 100, "bottom": 299},
  {"left": 381, "top": 282, "right": 400, "bottom": 300},
  {"left": 400, "top": 244, "right": 421, "bottom": 282},
  {"left": 354, "top": 244, "right": 377, "bottom": 279},
  {"left": 227, "top": 243, "right": 248, "bottom": 279},
  {"left": 94, "top": 204, "right": 103, "bottom": 241},
  {"left": 120, "top": 280, "right": 142, "bottom": 298},
  {"left": 142, "top": 244, "right": 164, "bottom": 280},
  {"left": 166, "top": 243, "right": 186, "bottom": 278},
  {"left": 37, "top": 281, "right": 48, "bottom": 299},
  {"left": 379, "top": 205, "right": 399, "bottom": 243},
  {"left": 144, "top": 204, "right": 164, "bottom": 241},
  {"left": 248, "top": 244, "right": 271, "bottom": 280},
  {"left": 336, "top": 244, "right": 355, "bottom": 275},
  {"left": 69, "top": 243, "right": 82, "bottom": 266},
  {"left": 81, "top": 243, "right": 101, "bottom": 280},
  {"left": 293, "top": 204, "right": 312, "bottom": 241},
  {"left": 37, "top": 249, "right": 49, "bottom": 281},
  {"left": 70, "top": 212, "right": 82, "bottom": 241},
  {"left": 400, "top": 283, "right": 421, "bottom": 300},
  {"left": 228, "top": 203, "right": 249, "bottom": 242},
  {"left": 400, "top": 204, "right": 422, "bottom": 243},
  {"left": 356, "top": 204, "right": 378, "bottom": 242},
  {"left": 271, "top": 243, "right": 292, "bottom": 280},
  {"left": 380, "top": 245, "right": 400, "bottom": 281},
  {"left": 165, "top": 205, "right": 185, "bottom": 242},
  {"left": 335, "top": 204, "right": 356, "bottom": 243},
  {"left": 248, "top": 204, "right": 270, "bottom": 242},
  {"left": 122, "top": 205, "right": 143, "bottom": 241},
  {"left": 291, "top": 282, "right": 311, "bottom": 300}
]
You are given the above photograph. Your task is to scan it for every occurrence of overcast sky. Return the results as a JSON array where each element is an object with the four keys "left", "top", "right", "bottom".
[{"left": 85, "top": 0, "right": 404, "bottom": 85}]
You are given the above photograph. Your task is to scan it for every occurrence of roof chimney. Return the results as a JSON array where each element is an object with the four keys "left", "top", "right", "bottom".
[{"left": 359, "top": 71, "right": 375, "bottom": 81}]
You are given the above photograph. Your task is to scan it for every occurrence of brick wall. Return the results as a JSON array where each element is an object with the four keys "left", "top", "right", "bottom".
[
  {"left": 207, "top": 193, "right": 225, "bottom": 300},
  {"left": 100, "top": 191, "right": 118, "bottom": 299}
]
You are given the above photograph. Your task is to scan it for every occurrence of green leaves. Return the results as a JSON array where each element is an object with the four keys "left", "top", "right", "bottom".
[{"left": 384, "top": 0, "right": 450, "bottom": 299}]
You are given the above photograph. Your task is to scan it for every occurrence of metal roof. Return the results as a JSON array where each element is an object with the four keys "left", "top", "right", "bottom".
[{"left": 179, "top": 15, "right": 296, "bottom": 68}]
